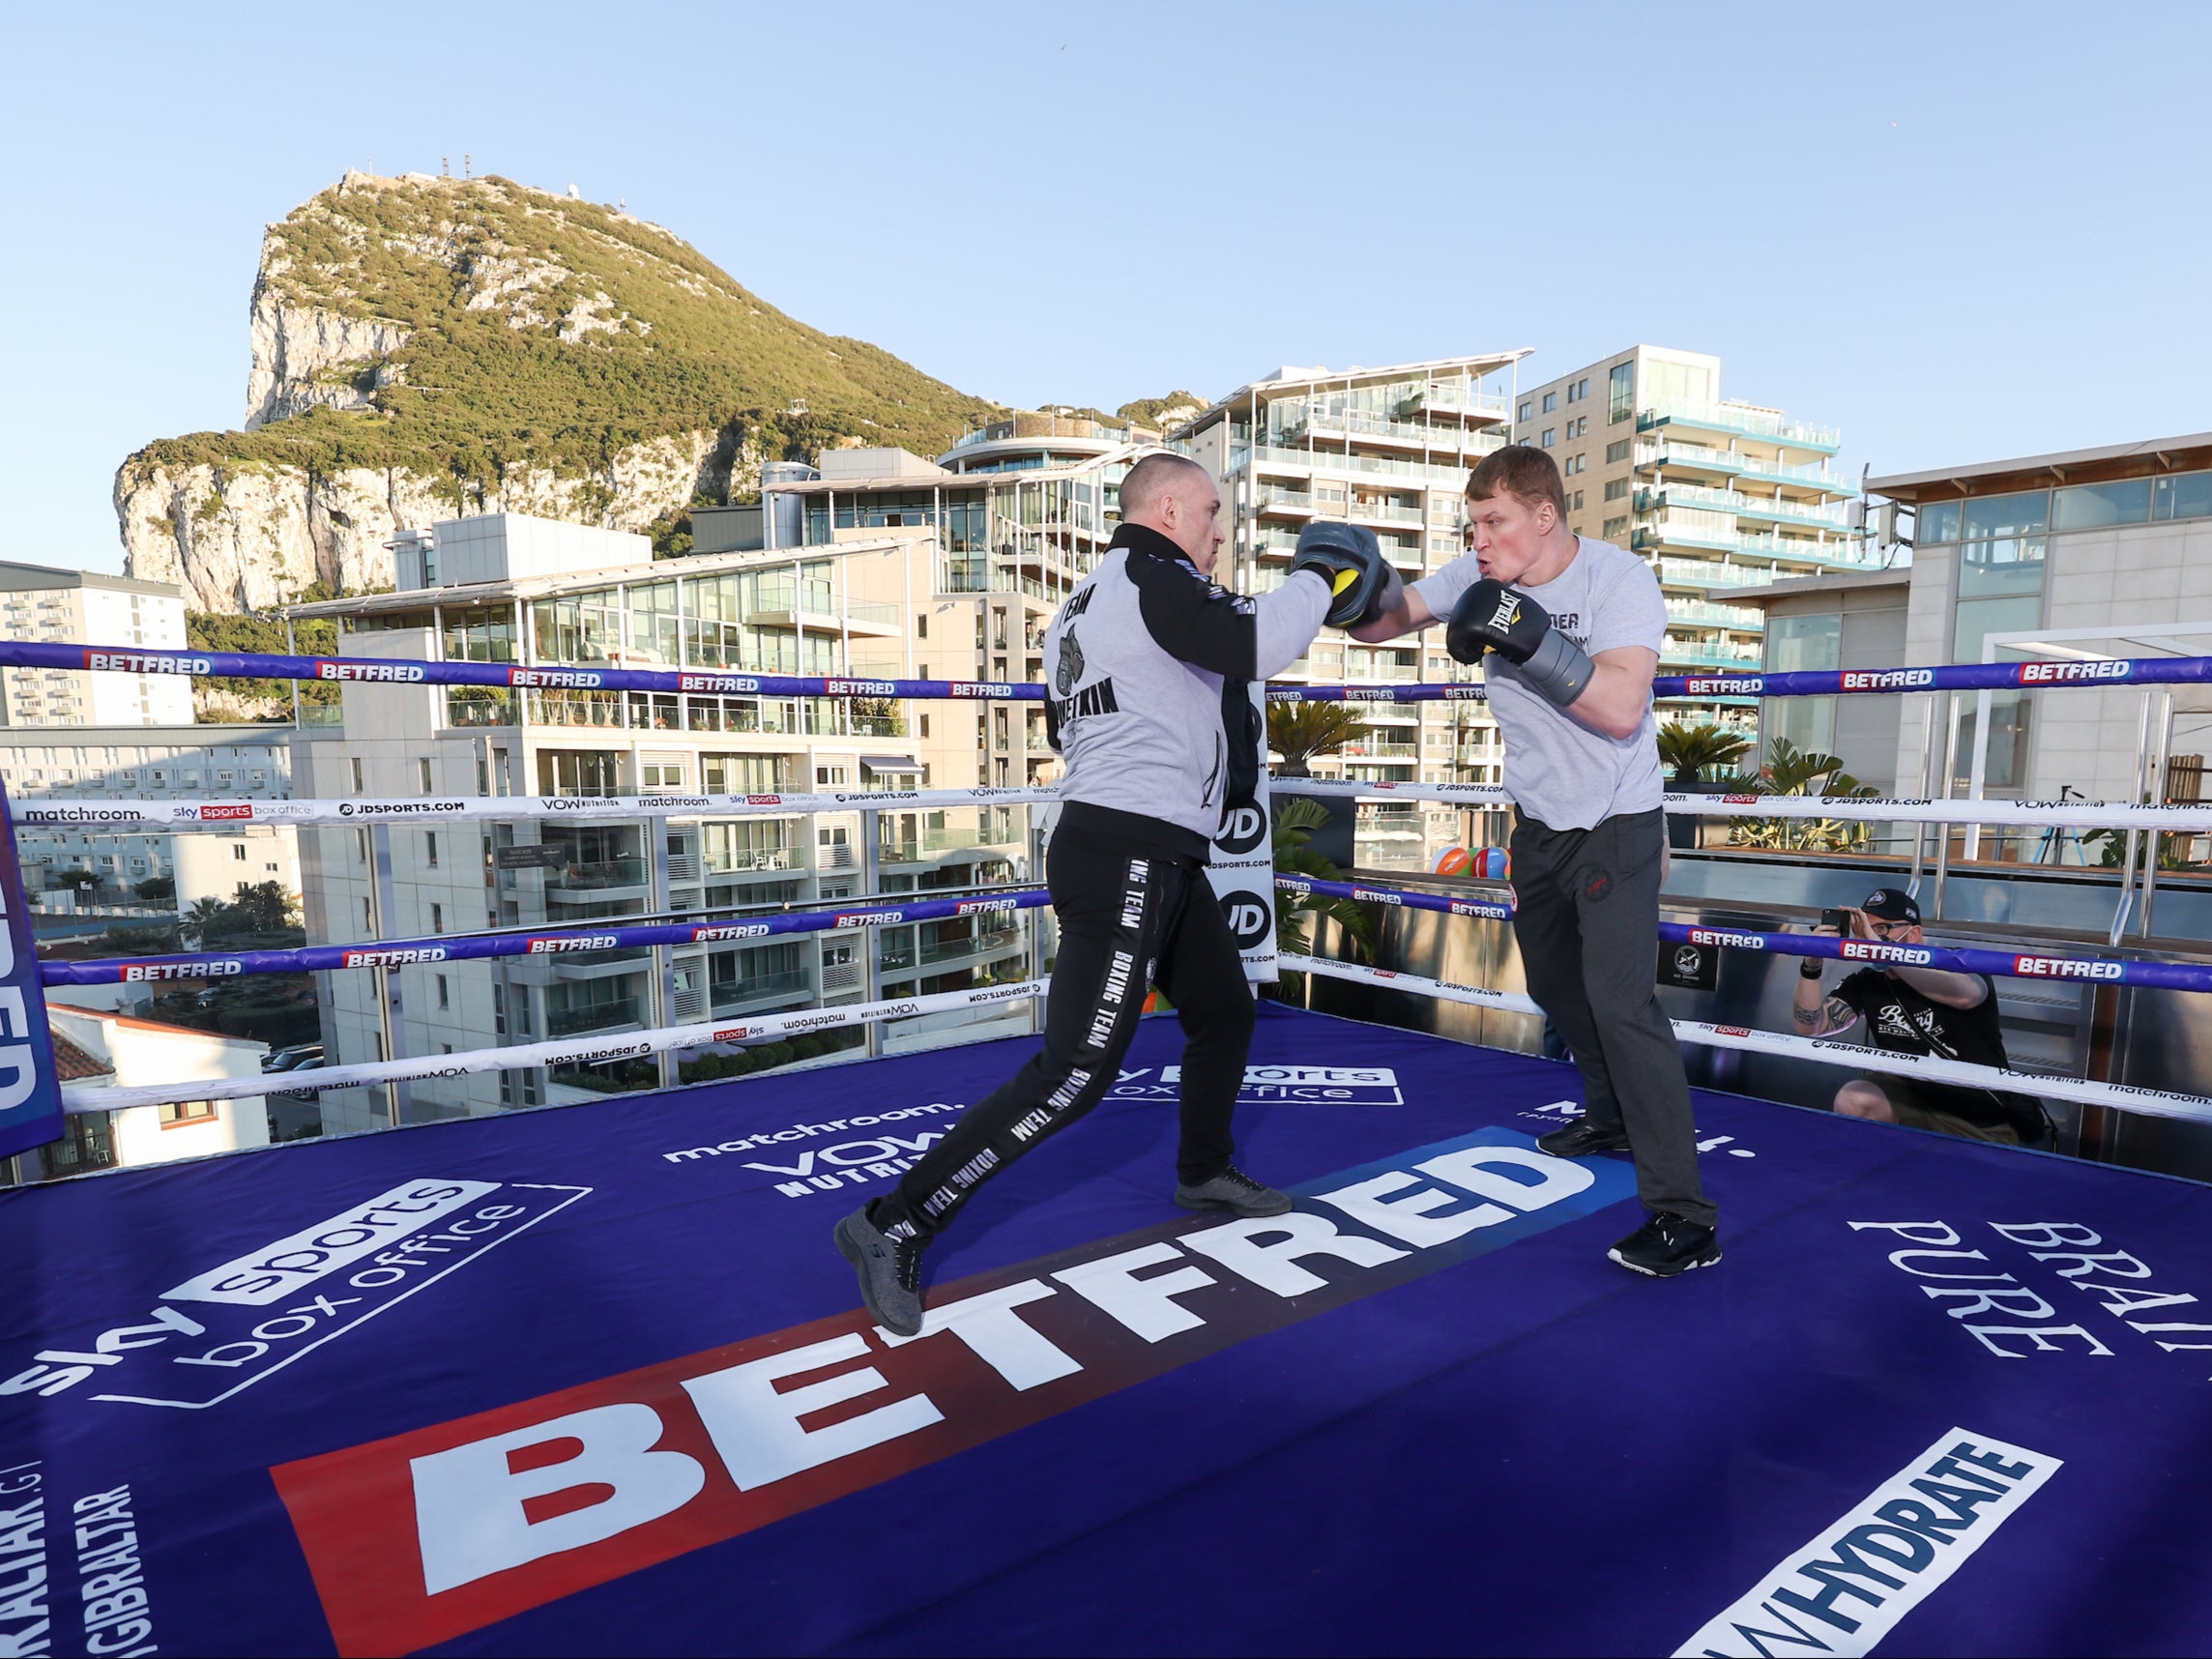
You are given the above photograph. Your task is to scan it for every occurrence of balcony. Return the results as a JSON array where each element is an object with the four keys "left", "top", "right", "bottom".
[
  {"left": 1346, "top": 500, "right": 1424, "bottom": 527},
  {"left": 445, "top": 690, "right": 517, "bottom": 728},
  {"left": 1239, "top": 445, "right": 1485, "bottom": 490},
  {"left": 704, "top": 847, "right": 795, "bottom": 876},
  {"left": 550, "top": 946, "right": 652, "bottom": 979},
  {"left": 1661, "top": 642, "right": 1765, "bottom": 669},
  {"left": 1633, "top": 441, "right": 1745, "bottom": 478},
  {"left": 1636, "top": 400, "right": 1841, "bottom": 454},
  {"left": 1256, "top": 487, "right": 1319, "bottom": 517},
  {"left": 1338, "top": 742, "right": 1420, "bottom": 760},
  {"left": 917, "top": 926, "right": 1023, "bottom": 968},
  {"left": 1633, "top": 518, "right": 1740, "bottom": 555},
  {"left": 1394, "top": 385, "right": 1512, "bottom": 420},
  {"left": 1279, "top": 410, "right": 1499, "bottom": 455},
  {"left": 1635, "top": 484, "right": 1848, "bottom": 532},
  {"left": 546, "top": 996, "right": 643, "bottom": 1037},
  {"left": 709, "top": 970, "right": 813, "bottom": 1016},
  {"left": 545, "top": 858, "right": 649, "bottom": 899},
  {"left": 1664, "top": 601, "right": 1763, "bottom": 630}
]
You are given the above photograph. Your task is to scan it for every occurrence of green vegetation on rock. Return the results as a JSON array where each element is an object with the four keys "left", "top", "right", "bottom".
[{"left": 132, "top": 174, "right": 999, "bottom": 493}]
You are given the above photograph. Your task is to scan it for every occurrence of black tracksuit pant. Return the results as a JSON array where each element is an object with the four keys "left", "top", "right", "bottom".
[
  {"left": 870, "top": 809, "right": 1255, "bottom": 1242},
  {"left": 1512, "top": 806, "right": 1715, "bottom": 1228}
]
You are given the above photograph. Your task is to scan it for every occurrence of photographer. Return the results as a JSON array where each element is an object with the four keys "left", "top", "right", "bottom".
[{"left": 1791, "top": 888, "right": 2051, "bottom": 1146}]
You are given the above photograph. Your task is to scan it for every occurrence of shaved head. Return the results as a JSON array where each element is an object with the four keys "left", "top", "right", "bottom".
[{"left": 1119, "top": 451, "right": 1211, "bottom": 520}]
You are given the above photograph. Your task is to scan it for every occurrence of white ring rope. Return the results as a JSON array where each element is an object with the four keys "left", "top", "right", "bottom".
[
  {"left": 59, "top": 980, "right": 1046, "bottom": 1114},
  {"left": 1281, "top": 954, "right": 2212, "bottom": 1125},
  {"left": 17, "top": 784, "right": 1059, "bottom": 830},
  {"left": 22, "top": 781, "right": 2212, "bottom": 832}
]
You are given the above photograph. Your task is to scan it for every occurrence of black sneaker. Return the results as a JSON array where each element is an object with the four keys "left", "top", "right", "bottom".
[
  {"left": 1175, "top": 1166, "right": 1294, "bottom": 1217},
  {"left": 834, "top": 1206, "right": 927, "bottom": 1336},
  {"left": 1609, "top": 1212, "right": 1722, "bottom": 1278},
  {"left": 1536, "top": 1117, "right": 1632, "bottom": 1158}
]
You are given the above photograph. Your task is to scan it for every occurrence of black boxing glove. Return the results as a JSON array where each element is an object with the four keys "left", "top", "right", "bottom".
[
  {"left": 1289, "top": 521, "right": 1403, "bottom": 629},
  {"left": 1445, "top": 578, "right": 1594, "bottom": 708}
]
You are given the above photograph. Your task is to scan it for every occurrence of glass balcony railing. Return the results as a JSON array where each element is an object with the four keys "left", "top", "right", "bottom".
[
  {"left": 1637, "top": 400, "right": 1842, "bottom": 451},
  {"left": 546, "top": 858, "right": 648, "bottom": 892},
  {"left": 446, "top": 690, "right": 517, "bottom": 727},
  {"left": 1237, "top": 445, "right": 1484, "bottom": 489},
  {"left": 709, "top": 971, "right": 812, "bottom": 1013},
  {"left": 546, "top": 996, "right": 643, "bottom": 1036},
  {"left": 1636, "top": 484, "right": 1849, "bottom": 530}
]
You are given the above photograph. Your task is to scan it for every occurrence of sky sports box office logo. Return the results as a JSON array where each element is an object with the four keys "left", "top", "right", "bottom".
[
  {"left": 0, "top": 1180, "right": 589, "bottom": 1410},
  {"left": 274, "top": 1126, "right": 1636, "bottom": 1654}
]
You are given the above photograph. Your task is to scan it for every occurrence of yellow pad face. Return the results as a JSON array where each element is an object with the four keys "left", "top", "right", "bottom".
[{"left": 1332, "top": 569, "right": 1359, "bottom": 596}]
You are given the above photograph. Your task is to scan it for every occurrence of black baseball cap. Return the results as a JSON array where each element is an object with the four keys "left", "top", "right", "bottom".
[{"left": 1862, "top": 888, "right": 1922, "bottom": 925}]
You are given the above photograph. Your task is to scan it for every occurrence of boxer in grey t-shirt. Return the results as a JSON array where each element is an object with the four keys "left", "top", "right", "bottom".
[{"left": 1352, "top": 445, "right": 1718, "bottom": 1277}]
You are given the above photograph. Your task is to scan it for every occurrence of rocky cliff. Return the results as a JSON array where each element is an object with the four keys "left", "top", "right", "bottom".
[{"left": 117, "top": 171, "right": 996, "bottom": 611}]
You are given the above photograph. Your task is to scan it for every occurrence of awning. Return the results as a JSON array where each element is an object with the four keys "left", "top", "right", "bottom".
[{"left": 859, "top": 754, "right": 920, "bottom": 773}]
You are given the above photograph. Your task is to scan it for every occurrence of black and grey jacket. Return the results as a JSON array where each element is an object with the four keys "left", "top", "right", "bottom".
[{"left": 1043, "top": 523, "right": 1329, "bottom": 860}]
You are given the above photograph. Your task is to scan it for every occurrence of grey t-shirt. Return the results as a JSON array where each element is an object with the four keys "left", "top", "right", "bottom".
[{"left": 1412, "top": 537, "right": 1666, "bottom": 830}]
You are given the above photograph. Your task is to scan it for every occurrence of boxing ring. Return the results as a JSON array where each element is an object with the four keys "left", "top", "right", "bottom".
[{"left": 6, "top": 642, "right": 2212, "bottom": 1655}]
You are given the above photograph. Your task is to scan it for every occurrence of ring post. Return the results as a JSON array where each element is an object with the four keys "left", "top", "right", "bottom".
[{"left": 0, "top": 780, "right": 67, "bottom": 1162}]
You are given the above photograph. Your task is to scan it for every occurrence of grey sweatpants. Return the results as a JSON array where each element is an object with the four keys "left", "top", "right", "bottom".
[{"left": 1511, "top": 806, "right": 1715, "bottom": 1227}]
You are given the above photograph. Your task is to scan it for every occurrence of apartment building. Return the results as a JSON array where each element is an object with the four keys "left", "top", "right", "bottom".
[
  {"left": 0, "top": 561, "right": 193, "bottom": 726},
  {"left": 1512, "top": 346, "right": 1869, "bottom": 729},
  {"left": 283, "top": 502, "right": 1056, "bottom": 1131},
  {"left": 0, "top": 724, "right": 295, "bottom": 899},
  {"left": 1173, "top": 357, "right": 1525, "bottom": 867}
]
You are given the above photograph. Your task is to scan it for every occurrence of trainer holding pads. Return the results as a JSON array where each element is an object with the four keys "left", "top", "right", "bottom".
[
  {"left": 1351, "top": 445, "right": 1719, "bottom": 1276},
  {"left": 837, "top": 454, "right": 1396, "bottom": 1334}
]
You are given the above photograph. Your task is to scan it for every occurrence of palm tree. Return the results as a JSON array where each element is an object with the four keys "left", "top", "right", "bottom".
[
  {"left": 1656, "top": 721, "right": 1753, "bottom": 787},
  {"left": 182, "top": 896, "right": 230, "bottom": 951},
  {"left": 1267, "top": 703, "right": 1370, "bottom": 777},
  {"left": 1272, "top": 797, "right": 1376, "bottom": 985}
]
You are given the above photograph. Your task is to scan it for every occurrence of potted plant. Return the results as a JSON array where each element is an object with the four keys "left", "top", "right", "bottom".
[
  {"left": 1267, "top": 702, "right": 1370, "bottom": 868},
  {"left": 1656, "top": 722, "right": 1754, "bottom": 851}
]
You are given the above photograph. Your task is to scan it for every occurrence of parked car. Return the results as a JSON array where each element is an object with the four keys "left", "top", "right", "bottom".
[
  {"left": 262, "top": 1043, "right": 323, "bottom": 1074},
  {"left": 269, "top": 1056, "right": 325, "bottom": 1098}
]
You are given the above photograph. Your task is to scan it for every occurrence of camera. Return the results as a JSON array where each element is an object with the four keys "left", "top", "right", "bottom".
[{"left": 1820, "top": 907, "right": 1850, "bottom": 933}]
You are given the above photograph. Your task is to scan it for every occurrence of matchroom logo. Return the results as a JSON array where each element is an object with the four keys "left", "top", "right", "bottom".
[{"left": 272, "top": 1127, "right": 1638, "bottom": 1654}]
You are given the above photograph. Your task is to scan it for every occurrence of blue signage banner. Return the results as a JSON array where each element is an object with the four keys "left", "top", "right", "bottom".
[{"left": 0, "top": 779, "right": 65, "bottom": 1158}]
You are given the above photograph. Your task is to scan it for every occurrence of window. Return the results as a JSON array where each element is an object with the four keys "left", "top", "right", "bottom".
[
  {"left": 424, "top": 831, "right": 439, "bottom": 868},
  {"left": 363, "top": 896, "right": 373, "bottom": 931},
  {"left": 231, "top": 843, "right": 247, "bottom": 862},
  {"left": 1917, "top": 500, "right": 1961, "bottom": 544},
  {"left": 1608, "top": 362, "right": 1635, "bottom": 422},
  {"left": 918, "top": 713, "right": 931, "bottom": 739},
  {"left": 350, "top": 757, "right": 364, "bottom": 792},
  {"left": 816, "top": 766, "right": 849, "bottom": 786},
  {"left": 1961, "top": 489, "right": 2048, "bottom": 541},
  {"left": 1572, "top": 491, "right": 1585, "bottom": 511},
  {"left": 1604, "top": 439, "right": 1632, "bottom": 465},
  {"left": 1540, "top": 429, "right": 1556, "bottom": 449},
  {"left": 431, "top": 903, "right": 445, "bottom": 934},
  {"left": 217, "top": 770, "right": 234, "bottom": 789},
  {"left": 1577, "top": 378, "right": 1590, "bottom": 400},
  {"left": 1517, "top": 401, "right": 1532, "bottom": 422},
  {"left": 419, "top": 758, "right": 434, "bottom": 793},
  {"left": 1603, "top": 516, "right": 1630, "bottom": 540},
  {"left": 437, "top": 975, "right": 450, "bottom": 1009},
  {"left": 1541, "top": 392, "right": 1557, "bottom": 414},
  {"left": 2154, "top": 471, "right": 2212, "bottom": 521},
  {"left": 917, "top": 614, "right": 928, "bottom": 639},
  {"left": 1563, "top": 454, "right": 1585, "bottom": 477},
  {"left": 641, "top": 763, "right": 686, "bottom": 790},
  {"left": 1604, "top": 479, "right": 1631, "bottom": 502},
  {"left": 159, "top": 1100, "right": 217, "bottom": 1127},
  {"left": 2052, "top": 478, "right": 2153, "bottom": 530}
]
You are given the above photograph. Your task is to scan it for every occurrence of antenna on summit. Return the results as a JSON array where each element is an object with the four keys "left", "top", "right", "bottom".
[
  {"left": 463, "top": 153, "right": 472, "bottom": 178},
  {"left": 441, "top": 156, "right": 450, "bottom": 178}
]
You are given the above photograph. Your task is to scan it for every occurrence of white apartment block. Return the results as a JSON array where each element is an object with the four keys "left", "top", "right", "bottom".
[
  {"left": 1173, "top": 357, "right": 1525, "bottom": 867},
  {"left": 0, "top": 562, "right": 193, "bottom": 726},
  {"left": 1512, "top": 346, "right": 1870, "bottom": 729},
  {"left": 0, "top": 724, "right": 295, "bottom": 900},
  {"left": 283, "top": 479, "right": 1115, "bottom": 1131}
]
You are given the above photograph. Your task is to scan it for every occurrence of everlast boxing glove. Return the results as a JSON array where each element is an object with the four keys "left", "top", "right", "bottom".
[
  {"left": 1446, "top": 578, "right": 1594, "bottom": 707},
  {"left": 1289, "top": 521, "right": 1404, "bottom": 629}
]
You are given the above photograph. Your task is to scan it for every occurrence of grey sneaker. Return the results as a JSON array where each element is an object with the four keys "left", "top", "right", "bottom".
[
  {"left": 1175, "top": 1166, "right": 1293, "bottom": 1217},
  {"left": 834, "top": 1206, "right": 926, "bottom": 1336}
]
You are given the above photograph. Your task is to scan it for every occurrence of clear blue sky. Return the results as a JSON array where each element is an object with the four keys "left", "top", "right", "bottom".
[{"left": 6, "top": 1, "right": 2207, "bottom": 578}]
